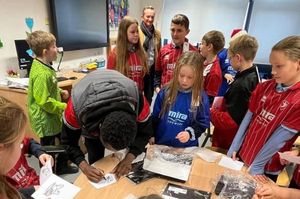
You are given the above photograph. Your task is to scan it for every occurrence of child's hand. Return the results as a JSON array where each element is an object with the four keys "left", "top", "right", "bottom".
[
  {"left": 175, "top": 131, "right": 190, "bottom": 143},
  {"left": 253, "top": 174, "right": 270, "bottom": 184},
  {"left": 39, "top": 154, "right": 54, "bottom": 166},
  {"left": 155, "top": 87, "right": 160, "bottom": 94},
  {"left": 231, "top": 151, "right": 240, "bottom": 161},
  {"left": 224, "top": 73, "right": 234, "bottom": 84},
  {"left": 254, "top": 184, "right": 276, "bottom": 199},
  {"left": 149, "top": 137, "right": 155, "bottom": 145},
  {"left": 60, "top": 89, "right": 69, "bottom": 100}
]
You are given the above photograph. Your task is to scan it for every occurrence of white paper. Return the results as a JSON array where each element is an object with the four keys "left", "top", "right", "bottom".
[
  {"left": 279, "top": 152, "right": 300, "bottom": 164},
  {"left": 196, "top": 148, "right": 222, "bottom": 163},
  {"left": 89, "top": 173, "right": 117, "bottom": 189},
  {"left": 32, "top": 174, "right": 80, "bottom": 199},
  {"left": 218, "top": 156, "right": 244, "bottom": 171},
  {"left": 40, "top": 159, "right": 53, "bottom": 185}
]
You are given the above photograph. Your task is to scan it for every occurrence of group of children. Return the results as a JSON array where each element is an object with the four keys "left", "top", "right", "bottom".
[{"left": 0, "top": 5, "right": 300, "bottom": 199}]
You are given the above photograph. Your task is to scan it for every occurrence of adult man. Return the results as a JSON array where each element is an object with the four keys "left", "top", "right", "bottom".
[
  {"left": 139, "top": 6, "right": 161, "bottom": 103},
  {"left": 61, "top": 69, "right": 153, "bottom": 182}
]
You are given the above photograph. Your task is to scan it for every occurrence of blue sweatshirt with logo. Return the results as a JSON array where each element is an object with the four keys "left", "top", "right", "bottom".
[{"left": 152, "top": 88, "right": 210, "bottom": 147}]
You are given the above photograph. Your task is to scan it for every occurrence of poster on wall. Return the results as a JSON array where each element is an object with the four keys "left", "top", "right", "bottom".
[{"left": 109, "top": 0, "right": 129, "bottom": 30}]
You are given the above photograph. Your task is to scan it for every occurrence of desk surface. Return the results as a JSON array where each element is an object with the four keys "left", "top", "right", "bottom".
[{"left": 74, "top": 154, "right": 246, "bottom": 199}]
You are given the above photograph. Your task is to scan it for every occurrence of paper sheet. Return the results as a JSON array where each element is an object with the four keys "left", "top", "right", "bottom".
[
  {"left": 89, "top": 173, "right": 117, "bottom": 189},
  {"left": 278, "top": 152, "right": 300, "bottom": 164},
  {"left": 32, "top": 174, "right": 80, "bottom": 199},
  {"left": 40, "top": 159, "right": 53, "bottom": 185},
  {"left": 196, "top": 148, "right": 221, "bottom": 163},
  {"left": 218, "top": 156, "right": 244, "bottom": 171}
]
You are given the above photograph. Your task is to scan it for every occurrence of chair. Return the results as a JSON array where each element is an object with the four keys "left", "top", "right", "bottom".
[{"left": 41, "top": 145, "right": 67, "bottom": 174}]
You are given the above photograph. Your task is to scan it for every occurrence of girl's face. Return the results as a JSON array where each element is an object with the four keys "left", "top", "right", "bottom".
[
  {"left": 127, "top": 23, "right": 139, "bottom": 44},
  {"left": 270, "top": 50, "right": 300, "bottom": 86},
  {"left": 178, "top": 65, "right": 195, "bottom": 90},
  {"left": 0, "top": 134, "right": 23, "bottom": 174}
]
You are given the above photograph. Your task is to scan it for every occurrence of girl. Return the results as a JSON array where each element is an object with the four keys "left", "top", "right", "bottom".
[
  {"left": 228, "top": 35, "right": 300, "bottom": 182},
  {"left": 0, "top": 96, "right": 27, "bottom": 199},
  {"left": 107, "top": 16, "right": 148, "bottom": 94},
  {"left": 150, "top": 51, "right": 210, "bottom": 147}
]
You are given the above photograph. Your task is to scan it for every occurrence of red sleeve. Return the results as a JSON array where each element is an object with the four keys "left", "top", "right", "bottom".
[
  {"left": 210, "top": 108, "right": 238, "bottom": 130},
  {"left": 64, "top": 98, "right": 80, "bottom": 129},
  {"left": 107, "top": 48, "right": 117, "bottom": 69},
  {"left": 155, "top": 50, "right": 162, "bottom": 71},
  {"left": 137, "top": 95, "right": 150, "bottom": 122},
  {"left": 248, "top": 83, "right": 261, "bottom": 113},
  {"left": 205, "top": 62, "right": 222, "bottom": 96},
  {"left": 22, "top": 137, "right": 30, "bottom": 154}
]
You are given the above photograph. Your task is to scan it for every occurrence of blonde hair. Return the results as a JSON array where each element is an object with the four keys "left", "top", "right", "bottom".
[
  {"left": 272, "top": 35, "right": 300, "bottom": 61},
  {"left": 160, "top": 51, "right": 204, "bottom": 117},
  {"left": 228, "top": 34, "right": 258, "bottom": 61},
  {"left": 115, "top": 16, "right": 148, "bottom": 76},
  {"left": 26, "top": 30, "right": 56, "bottom": 57},
  {"left": 142, "top": 5, "right": 155, "bottom": 15},
  {"left": 0, "top": 97, "right": 26, "bottom": 199},
  {"left": 202, "top": 30, "right": 225, "bottom": 54}
]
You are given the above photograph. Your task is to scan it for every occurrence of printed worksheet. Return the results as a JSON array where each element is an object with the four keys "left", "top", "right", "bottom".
[
  {"left": 32, "top": 174, "right": 80, "bottom": 199},
  {"left": 89, "top": 173, "right": 117, "bottom": 189},
  {"left": 39, "top": 159, "right": 53, "bottom": 185}
]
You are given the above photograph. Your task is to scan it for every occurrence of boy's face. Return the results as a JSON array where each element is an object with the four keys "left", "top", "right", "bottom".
[
  {"left": 270, "top": 50, "right": 300, "bottom": 86},
  {"left": 45, "top": 42, "right": 58, "bottom": 63},
  {"left": 170, "top": 23, "right": 189, "bottom": 46},
  {"left": 141, "top": 9, "right": 155, "bottom": 27},
  {"left": 227, "top": 49, "right": 240, "bottom": 71},
  {"left": 199, "top": 40, "right": 210, "bottom": 58},
  {"left": 127, "top": 23, "right": 139, "bottom": 44}
]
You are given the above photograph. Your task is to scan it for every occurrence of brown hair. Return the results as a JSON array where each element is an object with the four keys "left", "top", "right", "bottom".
[
  {"left": 202, "top": 30, "right": 225, "bottom": 54},
  {"left": 228, "top": 34, "right": 259, "bottom": 61},
  {"left": 26, "top": 30, "right": 56, "bottom": 57},
  {"left": 160, "top": 51, "right": 204, "bottom": 117},
  {"left": 115, "top": 16, "right": 148, "bottom": 76},
  {"left": 171, "top": 14, "right": 190, "bottom": 30},
  {"left": 272, "top": 35, "right": 300, "bottom": 61},
  {"left": 0, "top": 96, "right": 26, "bottom": 199}
]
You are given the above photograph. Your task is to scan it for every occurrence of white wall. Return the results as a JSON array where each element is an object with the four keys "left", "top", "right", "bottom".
[{"left": 0, "top": 0, "right": 145, "bottom": 78}]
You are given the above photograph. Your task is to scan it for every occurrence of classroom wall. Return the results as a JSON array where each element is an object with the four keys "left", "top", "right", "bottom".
[{"left": 0, "top": 0, "right": 152, "bottom": 79}]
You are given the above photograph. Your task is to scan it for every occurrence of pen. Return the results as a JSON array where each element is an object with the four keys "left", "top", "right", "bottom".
[{"left": 98, "top": 169, "right": 107, "bottom": 180}]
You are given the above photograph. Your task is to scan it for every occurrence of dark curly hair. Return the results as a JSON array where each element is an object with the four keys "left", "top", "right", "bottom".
[{"left": 100, "top": 111, "right": 137, "bottom": 151}]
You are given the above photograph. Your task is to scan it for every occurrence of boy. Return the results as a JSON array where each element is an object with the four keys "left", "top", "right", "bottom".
[
  {"left": 27, "top": 30, "right": 78, "bottom": 175},
  {"left": 199, "top": 30, "right": 224, "bottom": 105},
  {"left": 154, "top": 14, "right": 197, "bottom": 93},
  {"left": 210, "top": 34, "right": 260, "bottom": 150}
]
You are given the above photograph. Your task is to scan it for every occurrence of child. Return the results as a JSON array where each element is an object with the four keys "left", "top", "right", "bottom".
[
  {"left": 254, "top": 183, "right": 300, "bottom": 199},
  {"left": 6, "top": 137, "right": 53, "bottom": 192},
  {"left": 211, "top": 34, "right": 260, "bottom": 150},
  {"left": 154, "top": 14, "right": 197, "bottom": 93},
  {"left": 107, "top": 16, "right": 148, "bottom": 95},
  {"left": 199, "top": 30, "right": 225, "bottom": 105},
  {"left": 0, "top": 96, "right": 27, "bottom": 199},
  {"left": 150, "top": 51, "right": 210, "bottom": 147},
  {"left": 217, "top": 29, "right": 247, "bottom": 96},
  {"left": 227, "top": 35, "right": 300, "bottom": 180},
  {"left": 27, "top": 30, "right": 77, "bottom": 175},
  {"left": 139, "top": 6, "right": 161, "bottom": 103}
]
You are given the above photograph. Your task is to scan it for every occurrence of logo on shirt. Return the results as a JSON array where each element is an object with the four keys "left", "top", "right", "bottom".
[
  {"left": 167, "top": 63, "right": 175, "bottom": 70},
  {"left": 261, "top": 95, "right": 267, "bottom": 103},
  {"left": 280, "top": 100, "right": 289, "bottom": 110},
  {"left": 164, "top": 54, "right": 170, "bottom": 60},
  {"left": 11, "top": 164, "right": 27, "bottom": 183},
  {"left": 257, "top": 108, "right": 275, "bottom": 125},
  {"left": 130, "top": 65, "right": 143, "bottom": 72},
  {"left": 167, "top": 111, "right": 187, "bottom": 125}
]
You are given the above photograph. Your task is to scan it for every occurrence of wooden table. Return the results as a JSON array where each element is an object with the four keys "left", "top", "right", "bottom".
[{"left": 74, "top": 154, "right": 247, "bottom": 199}]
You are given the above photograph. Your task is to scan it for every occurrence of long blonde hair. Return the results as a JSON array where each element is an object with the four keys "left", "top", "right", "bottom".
[
  {"left": 115, "top": 16, "right": 148, "bottom": 76},
  {"left": 160, "top": 51, "right": 204, "bottom": 117},
  {"left": 272, "top": 35, "right": 300, "bottom": 61},
  {"left": 0, "top": 96, "right": 26, "bottom": 199}
]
